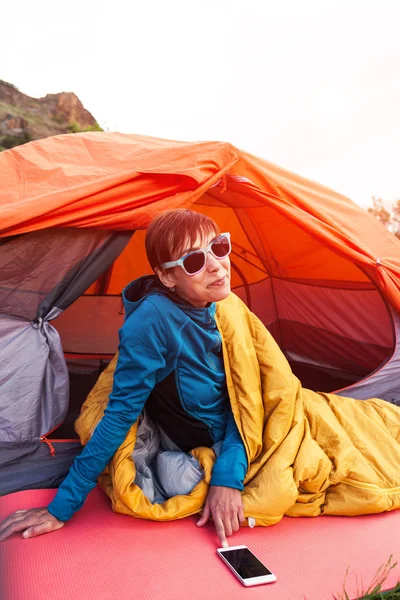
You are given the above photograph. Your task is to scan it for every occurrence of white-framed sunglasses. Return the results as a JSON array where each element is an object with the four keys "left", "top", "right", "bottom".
[{"left": 161, "top": 232, "right": 231, "bottom": 276}]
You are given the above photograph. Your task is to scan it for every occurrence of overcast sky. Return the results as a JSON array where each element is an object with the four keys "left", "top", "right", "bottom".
[{"left": 2, "top": 0, "right": 400, "bottom": 207}]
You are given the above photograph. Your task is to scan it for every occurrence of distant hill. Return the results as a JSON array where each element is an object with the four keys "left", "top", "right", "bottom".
[{"left": 0, "top": 80, "right": 102, "bottom": 151}]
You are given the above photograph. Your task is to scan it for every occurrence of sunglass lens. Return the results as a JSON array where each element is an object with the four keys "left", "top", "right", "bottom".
[
  {"left": 211, "top": 236, "right": 230, "bottom": 257},
  {"left": 183, "top": 251, "right": 205, "bottom": 274}
]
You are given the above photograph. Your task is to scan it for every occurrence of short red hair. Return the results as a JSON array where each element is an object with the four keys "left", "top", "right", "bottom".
[{"left": 145, "top": 209, "right": 220, "bottom": 271}]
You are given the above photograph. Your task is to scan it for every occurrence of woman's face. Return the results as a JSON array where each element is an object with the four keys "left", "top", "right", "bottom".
[{"left": 156, "top": 231, "right": 231, "bottom": 308}]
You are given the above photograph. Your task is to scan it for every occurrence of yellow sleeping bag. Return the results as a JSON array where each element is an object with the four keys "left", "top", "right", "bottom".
[{"left": 75, "top": 293, "right": 400, "bottom": 526}]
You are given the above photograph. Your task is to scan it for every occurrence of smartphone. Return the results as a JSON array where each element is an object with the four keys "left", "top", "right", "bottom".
[{"left": 217, "top": 545, "right": 277, "bottom": 587}]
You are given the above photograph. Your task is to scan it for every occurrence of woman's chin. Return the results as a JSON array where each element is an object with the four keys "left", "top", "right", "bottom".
[{"left": 208, "top": 283, "right": 231, "bottom": 303}]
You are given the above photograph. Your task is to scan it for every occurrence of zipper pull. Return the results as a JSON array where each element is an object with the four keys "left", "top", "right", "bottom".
[{"left": 41, "top": 436, "right": 56, "bottom": 457}]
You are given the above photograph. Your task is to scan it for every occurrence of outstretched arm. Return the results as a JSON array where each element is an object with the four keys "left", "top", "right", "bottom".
[{"left": 0, "top": 299, "right": 169, "bottom": 541}]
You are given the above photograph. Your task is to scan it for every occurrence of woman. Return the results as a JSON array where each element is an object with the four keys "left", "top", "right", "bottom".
[{"left": 0, "top": 209, "right": 247, "bottom": 547}]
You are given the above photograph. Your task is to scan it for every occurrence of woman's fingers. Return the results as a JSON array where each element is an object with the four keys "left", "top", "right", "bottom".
[
  {"left": 0, "top": 513, "right": 30, "bottom": 541},
  {"left": 0, "top": 508, "right": 64, "bottom": 542},
  {"left": 0, "top": 519, "right": 30, "bottom": 542},
  {"left": 23, "top": 519, "right": 64, "bottom": 539},
  {"left": 215, "top": 509, "right": 240, "bottom": 546},
  {"left": 230, "top": 504, "right": 245, "bottom": 533},
  {"left": 238, "top": 504, "right": 245, "bottom": 524},
  {"left": 214, "top": 516, "right": 228, "bottom": 548},
  {"left": 230, "top": 512, "right": 241, "bottom": 533},
  {"left": 203, "top": 486, "right": 245, "bottom": 547},
  {"left": 196, "top": 501, "right": 211, "bottom": 527}
]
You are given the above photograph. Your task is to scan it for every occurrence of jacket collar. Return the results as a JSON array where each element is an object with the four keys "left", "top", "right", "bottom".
[{"left": 123, "top": 275, "right": 216, "bottom": 327}]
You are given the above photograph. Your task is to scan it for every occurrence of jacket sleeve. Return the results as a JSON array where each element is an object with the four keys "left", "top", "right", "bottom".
[
  {"left": 209, "top": 408, "right": 248, "bottom": 490},
  {"left": 48, "top": 300, "right": 168, "bottom": 522}
]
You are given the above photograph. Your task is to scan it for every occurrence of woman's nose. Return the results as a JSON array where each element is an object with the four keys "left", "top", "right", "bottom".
[{"left": 206, "top": 252, "right": 221, "bottom": 271}]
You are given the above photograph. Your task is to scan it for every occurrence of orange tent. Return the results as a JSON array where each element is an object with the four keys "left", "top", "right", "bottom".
[
  {"left": 2, "top": 132, "right": 400, "bottom": 299},
  {"left": 0, "top": 131, "right": 399, "bottom": 493}
]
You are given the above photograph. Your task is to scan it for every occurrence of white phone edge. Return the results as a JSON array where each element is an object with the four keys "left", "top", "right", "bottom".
[{"left": 216, "top": 546, "right": 277, "bottom": 586}]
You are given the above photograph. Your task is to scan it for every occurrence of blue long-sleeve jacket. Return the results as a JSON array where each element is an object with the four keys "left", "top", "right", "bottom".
[{"left": 48, "top": 276, "right": 248, "bottom": 522}]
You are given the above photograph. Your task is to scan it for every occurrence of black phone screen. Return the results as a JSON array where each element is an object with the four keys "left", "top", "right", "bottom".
[{"left": 220, "top": 548, "right": 273, "bottom": 579}]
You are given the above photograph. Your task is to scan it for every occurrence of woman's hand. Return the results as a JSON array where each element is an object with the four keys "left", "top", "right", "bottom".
[
  {"left": 197, "top": 485, "right": 244, "bottom": 547},
  {"left": 0, "top": 508, "right": 65, "bottom": 541}
]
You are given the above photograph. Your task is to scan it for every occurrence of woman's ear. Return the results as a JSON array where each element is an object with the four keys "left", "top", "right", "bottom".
[{"left": 154, "top": 267, "right": 176, "bottom": 290}]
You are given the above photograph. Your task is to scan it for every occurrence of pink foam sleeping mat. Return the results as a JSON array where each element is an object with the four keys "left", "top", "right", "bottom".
[{"left": 0, "top": 487, "right": 399, "bottom": 600}]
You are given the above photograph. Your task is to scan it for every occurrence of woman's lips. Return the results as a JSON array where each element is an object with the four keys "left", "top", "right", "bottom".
[{"left": 208, "top": 276, "right": 227, "bottom": 287}]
